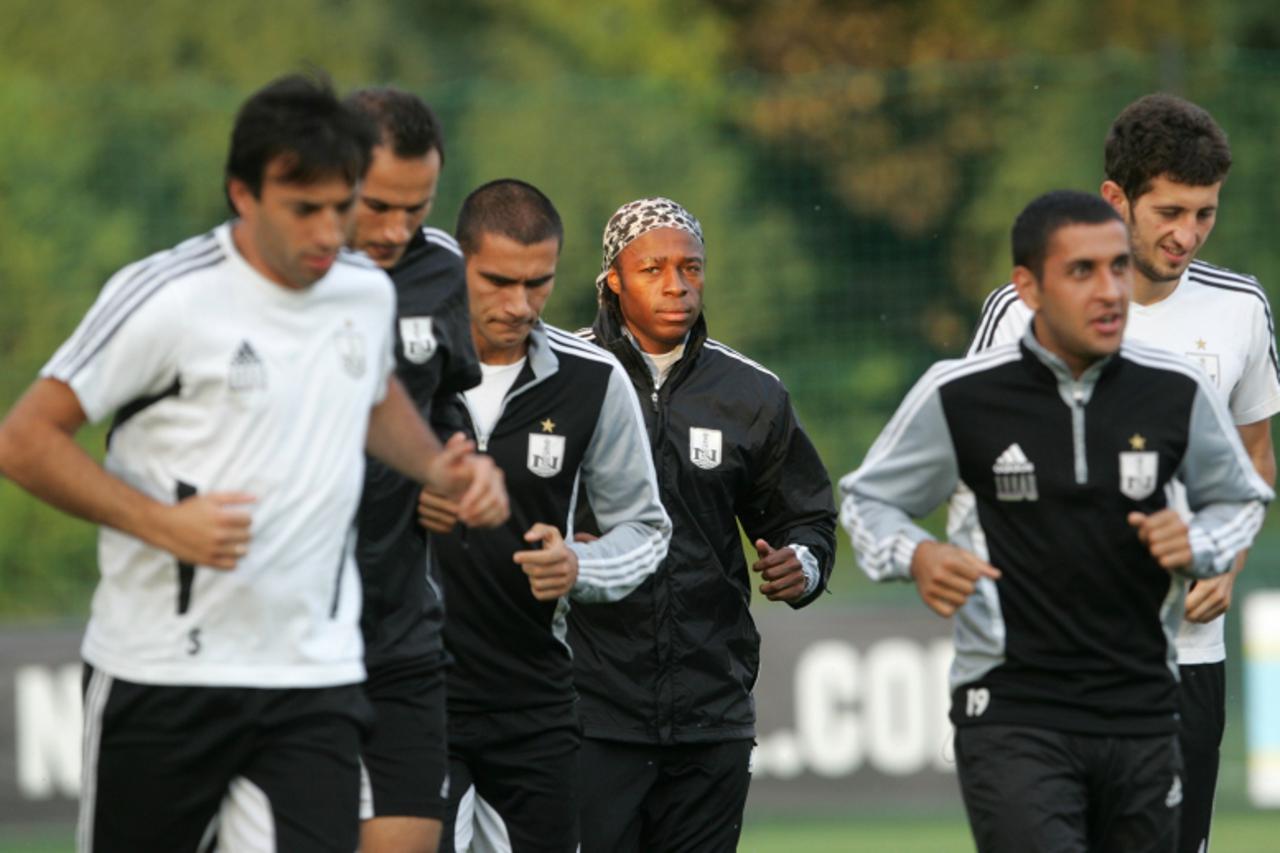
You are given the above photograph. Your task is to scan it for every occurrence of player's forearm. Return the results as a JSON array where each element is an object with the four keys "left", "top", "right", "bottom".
[
  {"left": 840, "top": 492, "right": 934, "bottom": 582},
  {"left": 0, "top": 404, "right": 163, "bottom": 540},
  {"left": 1244, "top": 429, "right": 1276, "bottom": 487},
  {"left": 365, "top": 376, "right": 444, "bottom": 484},
  {"left": 1228, "top": 427, "right": 1261, "bottom": 572},
  {"left": 569, "top": 518, "right": 668, "bottom": 603},
  {"left": 1186, "top": 500, "right": 1268, "bottom": 578}
]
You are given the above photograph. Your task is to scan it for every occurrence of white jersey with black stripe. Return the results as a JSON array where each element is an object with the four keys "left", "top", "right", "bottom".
[
  {"left": 965, "top": 259, "right": 1280, "bottom": 663},
  {"left": 42, "top": 222, "right": 397, "bottom": 687}
]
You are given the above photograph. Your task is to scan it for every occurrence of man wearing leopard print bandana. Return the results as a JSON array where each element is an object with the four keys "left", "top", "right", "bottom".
[{"left": 569, "top": 197, "right": 837, "bottom": 851}]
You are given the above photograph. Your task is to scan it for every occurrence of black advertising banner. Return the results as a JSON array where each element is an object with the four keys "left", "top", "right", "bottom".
[{"left": 0, "top": 607, "right": 958, "bottom": 825}]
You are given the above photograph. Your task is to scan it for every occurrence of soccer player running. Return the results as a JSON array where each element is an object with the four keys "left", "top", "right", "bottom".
[
  {"left": 344, "top": 88, "right": 484, "bottom": 853},
  {"left": 0, "top": 73, "right": 507, "bottom": 853},
  {"left": 570, "top": 198, "right": 837, "bottom": 852},
  {"left": 416, "top": 180, "right": 671, "bottom": 852},
  {"left": 965, "top": 95, "right": 1280, "bottom": 853},
  {"left": 843, "top": 190, "right": 1272, "bottom": 853}
]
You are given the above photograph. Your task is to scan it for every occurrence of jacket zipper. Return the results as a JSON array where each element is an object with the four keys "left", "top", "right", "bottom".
[
  {"left": 453, "top": 365, "right": 548, "bottom": 548},
  {"left": 459, "top": 371, "right": 546, "bottom": 452},
  {"left": 603, "top": 317, "right": 702, "bottom": 743},
  {"left": 1070, "top": 382, "right": 1088, "bottom": 485}
]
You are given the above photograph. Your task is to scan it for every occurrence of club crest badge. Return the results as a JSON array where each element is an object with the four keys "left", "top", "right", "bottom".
[
  {"left": 1120, "top": 433, "right": 1158, "bottom": 500},
  {"left": 334, "top": 322, "right": 366, "bottom": 379},
  {"left": 527, "top": 433, "right": 566, "bottom": 478},
  {"left": 1185, "top": 351, "right": 1220, "bottom": 388},
  {"left": 400, "top": 316, "right": 437, "bottom": 364},
  {"left": 690, "top": 427, "right": 722, "bottom": 470}
]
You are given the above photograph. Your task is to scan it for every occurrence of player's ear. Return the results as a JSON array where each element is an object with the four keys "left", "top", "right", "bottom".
[
  {"left": 226, "top": 178, "right": 255, "bottom": 219},
  {"left": 1011, "top": 266, "right": 1041, "bottom": 312},
  {"left": 1100, "top": 181, "right": 1129, "bottom": 219},
  {"left": 605, "top": 266, "right": 623, "bottom": 296}
]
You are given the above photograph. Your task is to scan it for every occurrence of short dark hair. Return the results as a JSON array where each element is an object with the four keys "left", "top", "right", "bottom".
[
  {"left": 225, "top": 72, "right": 377, "bottom": 213},
  {"left": 1104, "top": 93, "right": 1231, "bottom": 201},
  {"left": 1012, "top": 190, "right": 1124, "bottom": 279},
  {"left": 344, "top": 86, "right": 446, "bottom": 164},
  {"left": 455, "top": 179, "right": 564, "bottom": 255}
]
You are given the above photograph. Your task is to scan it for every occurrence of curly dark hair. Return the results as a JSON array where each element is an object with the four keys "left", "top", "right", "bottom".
[{"left": 1103, "top": 93, "right": 1231, "bottom": 201}]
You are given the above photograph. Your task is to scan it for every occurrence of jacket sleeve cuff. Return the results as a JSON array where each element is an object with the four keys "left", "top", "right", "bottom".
[
  {"left": 1187, "top": 525, "right": 1231, "bottom": 579},
  {"left": 789, "top": 543, "right": 820, "bottom": 597}
]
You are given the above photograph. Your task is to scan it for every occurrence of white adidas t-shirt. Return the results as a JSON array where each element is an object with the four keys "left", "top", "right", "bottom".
[
  {"left": 42, "top": 222, "right": 396, "bottom": 687},
  {"left": 970, "top": 260, "right": 1280, "bottom": 663}
]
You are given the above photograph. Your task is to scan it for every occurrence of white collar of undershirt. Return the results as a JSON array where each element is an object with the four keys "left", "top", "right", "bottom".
[
  {"left": 464, "top": 358, "right": 526, "bottom": 439},
  {"left": 624, "top": 328, "right": 688, "bottom": 389}
]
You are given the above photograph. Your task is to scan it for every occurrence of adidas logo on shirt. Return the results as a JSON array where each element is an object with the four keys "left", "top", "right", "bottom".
[
  {"left": 229, "top": 340, "right": 267, "bottom": 392},
  {"left": 993, "top": 443, "right": 1038, "bottom": 502}
]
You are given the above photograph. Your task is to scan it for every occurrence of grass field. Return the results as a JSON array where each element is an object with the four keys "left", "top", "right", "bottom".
[
  {"left": 739, "top": 810, "right": 1280, "bottom": 851},
  {"left": 3, "top": 811, "right": 1277, "bottom": 852}
]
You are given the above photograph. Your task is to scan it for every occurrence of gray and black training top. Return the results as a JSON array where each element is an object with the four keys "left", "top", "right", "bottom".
[{"left": 842, "top": 325, "right": 1272, "bottom": 735}]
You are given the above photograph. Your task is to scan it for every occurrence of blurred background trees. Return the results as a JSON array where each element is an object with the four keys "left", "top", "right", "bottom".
[{"left": 4, "top": 0, "right": 1280, "bottom": 614}]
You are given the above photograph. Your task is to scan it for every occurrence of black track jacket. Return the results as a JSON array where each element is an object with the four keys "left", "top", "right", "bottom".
[
  {"left": 431, "top": 323, "right": 671, "bottom": 715},
  {"left": 355, "top": 227, "right": 480, "bottom": 672},
  {"left": 842, "top": 327, "right": 1273, "bottom": 735},
  {"left": 570, "top": 304, "right": 837, "bottom": 744}
]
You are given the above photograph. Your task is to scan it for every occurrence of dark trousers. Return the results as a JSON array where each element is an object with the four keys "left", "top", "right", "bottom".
[
  {"left": 955, "top": 724, "right": 1182, "bottom": 853},
  {"left": 360, "top": 659, "right": 449, "bottom": 820},
  {"left": 1177, "top": 662, "right": 1226, "bottom": 853},
  {"left": 80, "top": 666, "right": 369, "bottom": 853},
  {"left": 578, "top": 737, "right": 753, "bottom": 853},
  {"left": 440, "top": 704, "right": 580, "bottom": 853}
]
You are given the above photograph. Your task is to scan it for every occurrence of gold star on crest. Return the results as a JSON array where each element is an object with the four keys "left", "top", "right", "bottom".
[
  {"left": 1129, "top": 433, "right": 1146, "bottom": 451},
  {"left": 540, "top": 418, "right": 556, "bottom": 434},
  {"left": 1195, "top": 338, "right": 1207, "bottom": 350}
]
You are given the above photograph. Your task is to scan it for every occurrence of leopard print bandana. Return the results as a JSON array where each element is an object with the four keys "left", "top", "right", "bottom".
[{"left": 596, "top": 197, "right": 704, "bottom": 296}]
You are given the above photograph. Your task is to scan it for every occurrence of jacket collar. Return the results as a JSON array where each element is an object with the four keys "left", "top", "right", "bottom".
[
  {"left": 1020, "top": 317, "right": 1117, "bottom": 404},
  {"left": 592, "top": 299, "right": 708, "bottom": 382},
  {"left": 388, "top": 227, "right": 429, "bottom": 274},
  {"left": 519, "top": 320, "right": 559, "bottom": 382}
]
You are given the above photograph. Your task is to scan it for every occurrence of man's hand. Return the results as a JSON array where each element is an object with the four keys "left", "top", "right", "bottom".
[
  {"left": 909, "top": 541, "right": 1001, "bottom": 617},
  {"left": 751, "top": 539, "right": 807, "bottom": 603},
  {"left": 418, "top": 488, "right": 460, "bottom": 534},
  {"left": 1128, "top": 510, "right": 1192, "bottom": 573},
  {"left": 424, "top": 432, "right": 509, "bottom": 528},
  {"left": 513, "top": 524, "right": 579, "bottom": 601},
  {"left": 151, "top": 492, "right": 255, "bottom": 570},
  {"left": 1185, "top": 573, "right": 1234, "bottom": 623},
  {"left": 1185, "top": 564, "right": 1240, "bottom": 623},
  {"left": 456, "top": 452, "right": 508, "bottom": 527}
]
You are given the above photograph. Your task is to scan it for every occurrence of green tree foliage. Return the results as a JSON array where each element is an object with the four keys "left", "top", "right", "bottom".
[{"left": 2, "top": 2, "right": 1279, "bottom": 614}]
